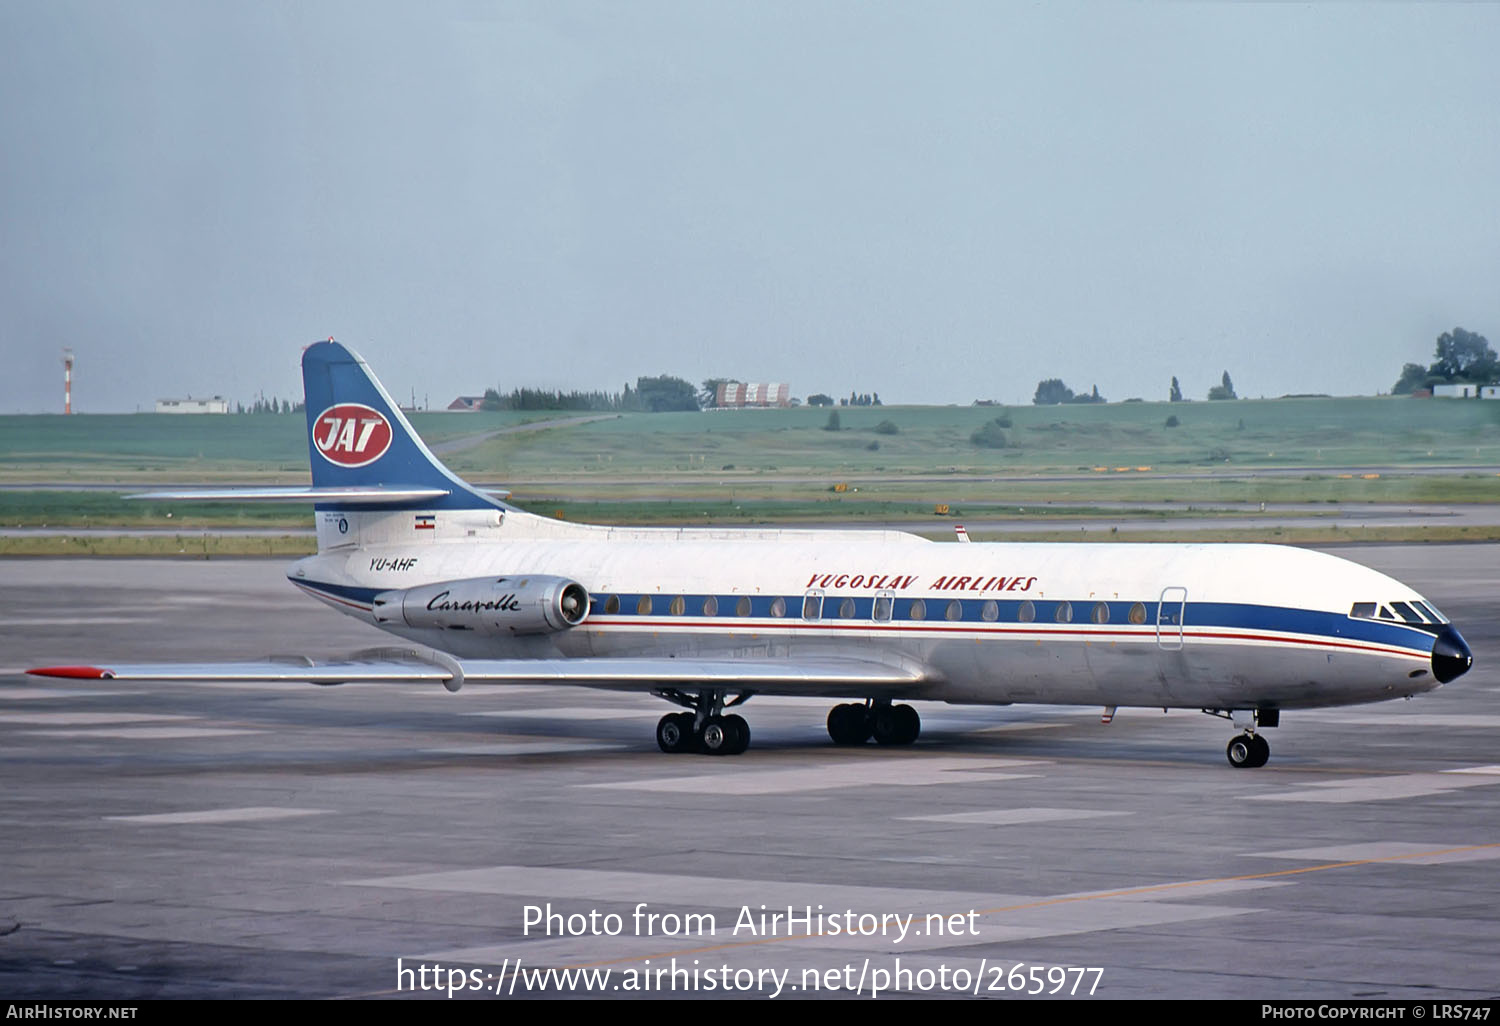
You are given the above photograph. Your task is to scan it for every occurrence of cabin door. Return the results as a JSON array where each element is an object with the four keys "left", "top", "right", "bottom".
[{"left": 1156, "top": 587, "right": 1187, "bottom": 651}]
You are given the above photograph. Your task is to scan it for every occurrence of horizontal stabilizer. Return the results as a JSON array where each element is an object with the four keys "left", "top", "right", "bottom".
[{"left": 127, "top": 486, "right": 451, "bottom": 504}]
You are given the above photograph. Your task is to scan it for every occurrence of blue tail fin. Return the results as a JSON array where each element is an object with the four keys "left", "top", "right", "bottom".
[{"left": 301, "top": 340, "right": 500, "bottom": 511}]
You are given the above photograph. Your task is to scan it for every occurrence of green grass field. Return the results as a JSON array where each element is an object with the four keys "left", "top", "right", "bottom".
[
  {"left": 0, "top": 396, "right": 1497, "bottom": 554},
  {"left": 4, "top": 397, "right": 1498, "bottom": 485},
  {"left": 443, "top": 395, "right": 1500, "bottom": 481},
  {"left": 0, "top": 410, "right": 558, "bottom": 482}
]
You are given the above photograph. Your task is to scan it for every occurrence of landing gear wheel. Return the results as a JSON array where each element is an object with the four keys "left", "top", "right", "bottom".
[
  {"left": 893, "top": 703, "right": 921, "bottom": 745},
  {"left": 701, "top": 715, "right": 745, "bottom": 756},
  {"left": 1227, "top": 733, "right": 1270, "bottom": 768},
  {"left": 656, "top": 712, "right": 697, "bottom": 754},
  {"left": 1248, "top": 733, "right": 1270, "bottom": 768},
  {"left": 827, "top": 703, "right": 871, "bottom": 745},
  {"left": 723, "top": 714, "right": 750, "bottom": 755},
  {"left": 872, "top": 703, "right": 920, "bottom": 745}
]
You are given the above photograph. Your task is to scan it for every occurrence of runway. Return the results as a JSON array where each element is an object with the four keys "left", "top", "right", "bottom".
[{"left": 1, "top": 547, "right": 1497, "bottom": 999}]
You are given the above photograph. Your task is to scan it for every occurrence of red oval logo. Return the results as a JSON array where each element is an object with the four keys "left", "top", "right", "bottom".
[{"left": 313, "top": 403, "right": 393, "bottom": 467}]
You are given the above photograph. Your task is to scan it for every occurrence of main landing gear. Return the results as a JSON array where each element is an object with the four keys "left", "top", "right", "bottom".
[
  {"left": 827, "top": 700, "right": 920, "bottom": 746},
  {"left": 1206, "top": 707, "right": 1279, "bottom": 769},
  {"left": 654, "top": 689, "right": 751, "bottom": 756}
]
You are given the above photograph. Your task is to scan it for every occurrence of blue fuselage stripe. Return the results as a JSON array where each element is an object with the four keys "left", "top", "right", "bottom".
[{"left": 293, "top": 579, "right": 1436, "bottom": 656}]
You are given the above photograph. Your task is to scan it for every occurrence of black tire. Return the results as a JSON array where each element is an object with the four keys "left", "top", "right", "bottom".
[
  {"left": 893, "top": 704, "right": 921, "bottom": 745},
  {"left": 827, "top": 703, "right": 871, "bottom": 745},
  {"left": 724, "top": 714, "right": 750, "bottom": 755},
  {"left": 701, "top": 716, "right": 732, "bottom": 755},
  {"left": 656, "top": 712, "right": 695, "bottom": 754},
  {"left": 1226, "top": 734, "right": 1255, "bottom": 768},
  {"left": 872, "top": 705, "right": 901, "bottom": 745},
  {"left": 1248, "top": 733, "right": 1270, "bottom": 768}
]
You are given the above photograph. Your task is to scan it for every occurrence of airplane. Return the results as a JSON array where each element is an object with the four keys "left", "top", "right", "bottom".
[{"left": 29, "top": 340, "right": 1474, "bottom": 767}]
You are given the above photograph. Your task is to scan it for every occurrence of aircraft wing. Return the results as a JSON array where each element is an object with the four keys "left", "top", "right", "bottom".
[{"left": 28, "top": 651, "right": 932, "bottom": 699}]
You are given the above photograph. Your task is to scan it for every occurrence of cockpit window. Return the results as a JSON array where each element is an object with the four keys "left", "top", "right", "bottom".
[
  {"left": 1413, "top": 600, "right": 1446, "bottom": 624},
  {"left": 1352, "top": 600, "right": 1444, "bottom": 626},
  {"left": 1389, "top": 601, "right": 1422, "bottom": 623}
]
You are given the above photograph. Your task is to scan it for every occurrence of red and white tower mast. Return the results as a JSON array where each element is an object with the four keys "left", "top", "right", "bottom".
[{"left": 62, "top": 348, "right": 74, "bottom": 414}]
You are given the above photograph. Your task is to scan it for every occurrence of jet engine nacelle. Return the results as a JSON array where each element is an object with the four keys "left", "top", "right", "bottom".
[{"left": 373, "top": 575, "right": 589, "bottom": 635}]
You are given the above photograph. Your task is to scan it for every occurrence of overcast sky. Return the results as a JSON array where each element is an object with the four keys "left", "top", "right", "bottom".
[{"left": 1, "top": 1, "right": 1496, "bottom": 412}]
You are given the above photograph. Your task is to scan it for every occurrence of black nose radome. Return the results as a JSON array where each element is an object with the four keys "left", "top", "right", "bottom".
[{"left": 1432, "top": 626, "right": 1473, "bottom": 684}]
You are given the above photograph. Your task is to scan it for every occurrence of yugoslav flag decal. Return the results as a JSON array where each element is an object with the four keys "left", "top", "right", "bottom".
[{"left": 313, "top": 403, "right": 393, "bottom": 467}]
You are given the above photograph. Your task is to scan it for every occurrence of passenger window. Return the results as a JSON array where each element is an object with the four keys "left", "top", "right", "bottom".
[
  {"left": 736, "top": 597, "right": 751, "bottom": 617},
  {"left": 980, "top": 600, "right": 998, "bottom": 622},
  {"left": 1350, "top": 602, "right": 1376, "bottom": 619},
  {"left": 839, "top": 598, "right": 856, "bottom": 619},
  {"left": 1091, "top": 602, "right": 1109, "bottom": 624},
  {"left": 1128, "top": 602, "right": 1146, "bottom": 625},
  {"left": 908, "top": 598, "right": 927, "bottom": 621},
  {"left": 669, "top": 596, "right": 685, "bottom": 616},
  {"left": 702, "top": 596, "right": 718, "bottom": 616},
  {"left": 1055, "top": 601, "right": 1073, "bottom": 624},
  {"left": 637, "top": 595, "right": 652, "bottom": 615},
  {"left": 945, "top": 600, "right": 963, "bottom": 621},
  {"left": 1018, "top": 600, "right": 1035, "bottom": 623},
  {"left": 604, "top": 594, "right": 620, "bottom": 615},
  {"left": 873, "top": 595, "right": 894, "bottom": 622},
  {"left": 803, "top": 594, "right": 822, "bottom": 620},
  {"left": 769, "top": 596, "right": 786, "bottom": 618}
]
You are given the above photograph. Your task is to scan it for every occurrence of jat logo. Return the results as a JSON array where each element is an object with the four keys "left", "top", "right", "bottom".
[{"left": 313, "top": 403, "right": 393, "bottom": 467}]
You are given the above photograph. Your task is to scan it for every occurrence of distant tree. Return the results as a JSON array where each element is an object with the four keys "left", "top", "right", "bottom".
[
  {"left": 872, "top": 392, "right": 882, "bottom": 406},
  {"left": 970, "top": 419, "right": 1010, "bottom": 448},
  {"left": 1066, "top": 384, "right": 1105, "bottom": 404},
  {"left": 1392, "top": 362, "right": 1431, "bottom": 395},
  {"left": 824, "top": 410, "right": 842, "bottom": 431},
  {"left": 1032, "top": 379, "right": 1075, "bottom": 405},
  {"left": 1169, "top": 376, "right": 1183, "bottom": 402},
  {"left": 1207, "top": 371, "right": 1238, "bottom": 401},
  {"left": 1432, "top": 327, "right": 1498, "bottom": 382},
  {"left": 806, "top": 393, "right": 834, "bottom": 407},
  {"left": 874, "top": 420, "right": 899, "bottom": 435},
  {"left": 631, "top": 375, "right": 700, "bottom": 412},
  {"left": 700, "top": 378, "right": 736, "bottom": 407},
  {"left": 1392, "top": 327, "right": 1500, "bottom": 394}
]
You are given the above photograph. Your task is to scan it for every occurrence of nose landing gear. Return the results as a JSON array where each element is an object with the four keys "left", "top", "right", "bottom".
[
  {"left": 1226, "top": 732, "right": 1270, "bottom": 769},
  {"left": 1208, "top": 708, "right": 1277, "bottom": 768}
]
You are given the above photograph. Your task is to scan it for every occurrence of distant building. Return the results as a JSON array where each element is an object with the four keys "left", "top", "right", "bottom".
[
  {"left": 155, "top": 396, "right": 229, "bottom": 414},
  {"left": 447, "top": 396, "right": 485, "bottom": 411},
  {"left": 1431, "top": 384, "right": 1500, "bottom": 399},
  {"left": 715, "top": 382, "right": 790, "bottom": 408}
]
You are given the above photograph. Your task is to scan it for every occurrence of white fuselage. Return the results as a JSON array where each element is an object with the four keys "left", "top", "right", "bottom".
[{"left": 289, "top": 508, "right": 1445, "bottom": 712}]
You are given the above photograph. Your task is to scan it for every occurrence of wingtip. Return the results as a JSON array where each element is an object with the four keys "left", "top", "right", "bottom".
[{"left": 26, "top": 666, "right": 114, "bottom": 679}]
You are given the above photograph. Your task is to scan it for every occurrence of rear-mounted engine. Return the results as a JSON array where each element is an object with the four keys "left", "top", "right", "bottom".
[{"left": 372, "top": 575, "right": 589, "bottom": 635}]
